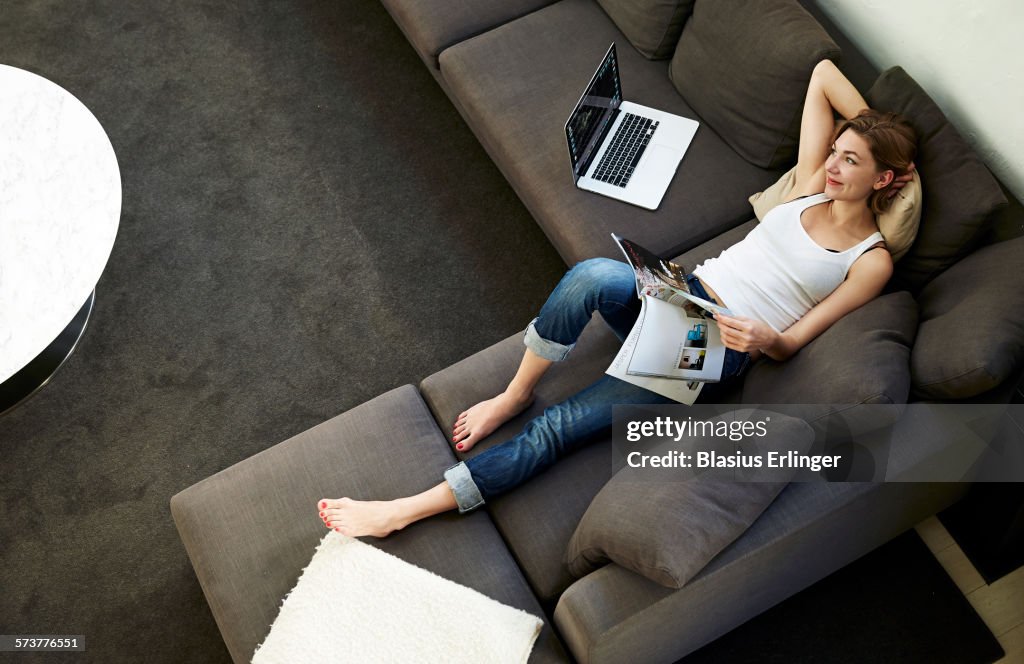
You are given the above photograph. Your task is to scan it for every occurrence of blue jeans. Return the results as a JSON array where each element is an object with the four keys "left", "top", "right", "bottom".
[{"left": 443, "top": 258, "right": 751, "bottom": 512}]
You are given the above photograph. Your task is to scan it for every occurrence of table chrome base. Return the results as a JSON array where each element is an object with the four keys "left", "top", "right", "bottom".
[{"left": 0, "top": 290, "right": 95, "bottom": 416}]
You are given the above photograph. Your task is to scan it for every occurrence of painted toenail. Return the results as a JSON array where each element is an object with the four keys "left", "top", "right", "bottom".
[
  {"left": 456, "top": 443, "right": 464, "bottom": 450},
  {"left": 319, "top": 501, "right": 326, "bottom": 509}
]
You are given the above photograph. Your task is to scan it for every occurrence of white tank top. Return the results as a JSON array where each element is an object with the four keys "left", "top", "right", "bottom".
[{"left": 693, "top": 193, "right": 884, "bottom": 333}]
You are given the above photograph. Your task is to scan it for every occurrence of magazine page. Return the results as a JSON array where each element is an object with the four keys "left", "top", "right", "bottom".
[
  {"left": 626, "top": 295, "right": 726, "bottom": 382},
  {"left": 611, "top": 233, "right": 689, "bottom": 297},
  {"left": 611, "top": 233, "right": 732, "bottom": 318},
  {"left": 663, "top": 286, "right": 734, "bottom": 318},
  {"left": 606, "top": 298, "right": 703, "bottom": 405}
]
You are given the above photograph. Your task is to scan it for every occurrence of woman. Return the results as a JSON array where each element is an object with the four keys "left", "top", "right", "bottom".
[{"left": 316, "top": 60, "right": 918, "bottom": 537}]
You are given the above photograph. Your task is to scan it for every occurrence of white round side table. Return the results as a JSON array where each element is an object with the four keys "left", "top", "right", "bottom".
[{"left": 0, "top": 65, "right": 122, "bottom": 415}]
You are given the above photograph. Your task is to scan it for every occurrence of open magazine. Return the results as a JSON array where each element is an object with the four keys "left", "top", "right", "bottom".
[{"left": 606, "top": 234, "right": 732, "bottom": 404}]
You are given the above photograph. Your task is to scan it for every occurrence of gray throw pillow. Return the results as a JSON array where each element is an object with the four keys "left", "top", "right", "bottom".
[
  {"left": 596, "top": 0, "right": 694, "bottom": 60},
  {"left": 912, "top": 236, "right": 1024, "bottom": 399},
  {"left": 866, "top": 67, "right": 1008, "bottom": 294},
  {"left": 742, "top": 292, "right": 918, "bottom": 405},
  {"left": 668, "top": 0, "right": 840, "bottom": 169},
  {"left": 565, "top": 410, "right": 814, "bottom": 588}
]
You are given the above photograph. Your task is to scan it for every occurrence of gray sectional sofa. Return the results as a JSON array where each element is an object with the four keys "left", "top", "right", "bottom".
[{"left": 171, "top": 1, "right": 1024, "bottom": 662}]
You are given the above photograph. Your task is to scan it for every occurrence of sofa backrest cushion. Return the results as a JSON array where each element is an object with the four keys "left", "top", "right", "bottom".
[
  {"left": 911, "top": 235, "right": 1024, "bottom": 399},
  {"left": 668, "top": 0, "right": 840, "bottom": 169},
  {"left": 597, "top": 0, "right": 694, "bottom": 60},
  {"left": 867, "top": 67, "right": 1008, "bottom": 293},
  {"left": 742, "top": 291, "right": 918, "bottom": 405},
  {"left": 565, "top": 410, "right": 814, "bottom": 588}
]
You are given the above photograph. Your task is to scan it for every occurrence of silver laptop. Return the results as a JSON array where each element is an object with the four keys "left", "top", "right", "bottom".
[{"left": 565, "top": 43, "right": 699, "bottom": 210}]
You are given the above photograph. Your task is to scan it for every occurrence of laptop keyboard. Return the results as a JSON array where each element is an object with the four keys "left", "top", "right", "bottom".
[{"left": 593, "top": 113, "right": 658, "bottom": 188}]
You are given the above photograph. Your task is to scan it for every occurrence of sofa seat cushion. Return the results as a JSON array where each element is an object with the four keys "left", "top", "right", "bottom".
[
  {"left": 171, "top": 385, "right": 566, "bottom": 663},
  {"left": 742, "top": 291, "right": 918, "bottom": 405},
  {"left": 912, "top": 236, "right": 1024, "bottom": 399},
  {"left": 439, "top": 0, "right": 782, "bottom": 265},
  {"left": 380, "top": 0, "right": 557, "bottom": 69},
  {"left": 867, "top": 67, "right": 1008, "bottom": 293},
  {"left": 668, "top": 0, "right": 840, "bottom": 169},
  {"left": 421, "top": 320, "right": 623, "bottom": 604}
]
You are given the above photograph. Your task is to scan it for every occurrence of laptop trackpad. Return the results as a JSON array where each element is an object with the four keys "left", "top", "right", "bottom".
[{"left": 643, "top": 145, "right": 682, "bottom": 182}]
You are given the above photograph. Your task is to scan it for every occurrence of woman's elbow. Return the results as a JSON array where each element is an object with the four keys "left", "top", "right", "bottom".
[{"left": 811, "top": 59, "right": 837, "bottom": 83}]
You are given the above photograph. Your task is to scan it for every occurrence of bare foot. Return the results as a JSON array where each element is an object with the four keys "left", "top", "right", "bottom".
[
  {"left": 452, "top": 390, "right": 534, "bottom": 452},
  {"left": 318, "top": 498, "right": 407, "bottom": 538}
]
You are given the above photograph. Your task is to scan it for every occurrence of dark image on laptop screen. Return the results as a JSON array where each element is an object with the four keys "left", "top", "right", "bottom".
[{"left": 565, "top": 44, "right": 622, "bottom": 181}]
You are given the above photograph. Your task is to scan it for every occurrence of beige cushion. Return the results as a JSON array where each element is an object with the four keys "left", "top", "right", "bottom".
[{"left": 748, "top": 166, "right": 923, "bottom": 262}]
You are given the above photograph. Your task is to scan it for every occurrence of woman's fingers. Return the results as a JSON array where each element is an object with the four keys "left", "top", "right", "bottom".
[
  {"left": 718, "top": 316, "right": 751, "bottom": 335},
  {"left": 714, "top": 313, "right": 739, "bottom": 328},
  {"left": 716, "top": 314, "right": 772, "bottom": 353},
  {"left": 717, "top": 324, "right": 747, "bottom": 352},
  {"left": 888, "top": 165, "right": 916, "bottom": 198}
]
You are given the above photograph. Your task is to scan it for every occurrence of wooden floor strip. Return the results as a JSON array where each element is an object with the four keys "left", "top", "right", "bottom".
[
  {"left": 916, "top": 515, "right": 1024, "bottom": 662},
  {"left": 967, "top": 564, "right": 1024, "bottom": 638},
  {"left": 994, "top": 620, "right": 1024, "bottom": 664}
]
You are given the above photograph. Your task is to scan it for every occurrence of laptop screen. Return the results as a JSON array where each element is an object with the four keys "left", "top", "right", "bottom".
[{"left": 565, "top": 43, "right": 622, "bottom": 183}]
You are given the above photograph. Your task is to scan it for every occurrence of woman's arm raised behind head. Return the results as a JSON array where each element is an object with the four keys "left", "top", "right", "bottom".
[{"left": 790, "top": 60, "right": 870, "bottom": 200}]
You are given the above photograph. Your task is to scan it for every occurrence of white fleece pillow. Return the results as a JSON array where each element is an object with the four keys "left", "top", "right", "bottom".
[{"left": 253, "top": 532, "right": 543, "bottom": 664}]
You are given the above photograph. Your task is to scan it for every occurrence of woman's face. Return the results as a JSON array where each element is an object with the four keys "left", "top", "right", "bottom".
[{"left": 823, "top": 129, "right": 893, "bottom": 203}]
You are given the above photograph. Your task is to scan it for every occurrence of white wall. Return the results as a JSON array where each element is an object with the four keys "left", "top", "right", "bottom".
[{"left": 814, "top": 0, "right": 1024, "bottom": 202}]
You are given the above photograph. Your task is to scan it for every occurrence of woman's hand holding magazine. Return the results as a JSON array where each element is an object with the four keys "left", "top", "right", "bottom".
[{"left": 712, "top": 312, "right": 776, "bottom": 354}]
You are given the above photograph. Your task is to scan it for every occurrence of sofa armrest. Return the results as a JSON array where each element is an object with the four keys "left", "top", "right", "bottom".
[{"left": 911, "top": 236, "right": 1024, "bottom": 400}]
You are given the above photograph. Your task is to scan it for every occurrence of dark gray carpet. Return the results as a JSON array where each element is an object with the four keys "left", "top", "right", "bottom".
[
  {"left": 0, "top": 1, "right": 565, "bottom": 661},
  {"left": 678, "top": 531, "right": 1005, "bottom": 664}
]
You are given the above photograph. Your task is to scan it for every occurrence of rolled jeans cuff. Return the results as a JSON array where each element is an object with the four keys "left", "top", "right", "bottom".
[
  {"left": 443, "top": 461, "right": 486, "bottom": 514},
  {"left": 524, "top": 318, "right": 575, "bottom": 362}
]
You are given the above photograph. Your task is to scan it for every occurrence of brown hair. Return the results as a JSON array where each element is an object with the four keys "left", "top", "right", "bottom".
[{"left": 834, "top": 109, "right": 917, "bottom": 215}]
